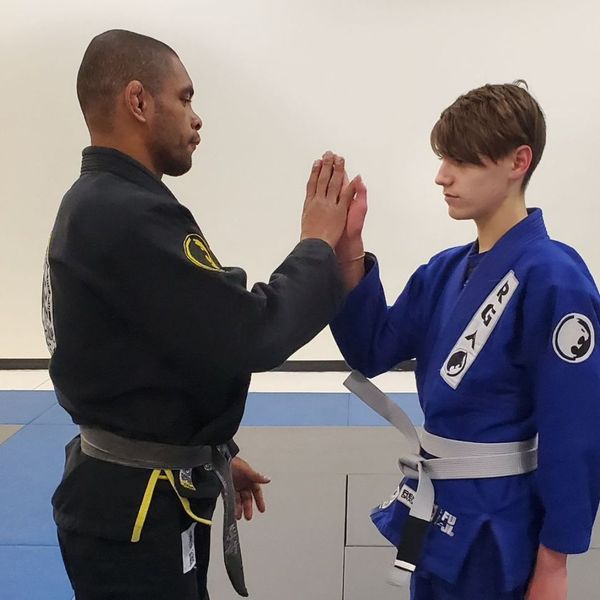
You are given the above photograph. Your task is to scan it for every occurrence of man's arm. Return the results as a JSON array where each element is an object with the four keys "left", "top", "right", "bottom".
[{"left": 109, "top": 153, "right": 354, "bottom": 375}]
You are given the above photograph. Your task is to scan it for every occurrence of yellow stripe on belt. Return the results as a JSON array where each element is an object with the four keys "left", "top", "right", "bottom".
[{"left": 131, "top": 469, "right": 213, "bottom": 542}]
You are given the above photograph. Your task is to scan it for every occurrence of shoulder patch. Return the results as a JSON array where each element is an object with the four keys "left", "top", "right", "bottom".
[
  {"left": 183, "top": 234, "right": 222, "bottom": 272},
  {"left": 552, "top": 313, "right": 595, "bottom": 363}
]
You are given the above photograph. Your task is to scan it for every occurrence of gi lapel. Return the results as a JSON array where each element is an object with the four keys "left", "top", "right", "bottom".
[{"left": 434, "top": 209, "right": 549, "bottom": 390}]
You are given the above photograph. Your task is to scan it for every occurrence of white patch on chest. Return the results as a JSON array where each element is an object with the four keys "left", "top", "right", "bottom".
[{"left": 440, "top": 271, "right": 519, "bottom": 389}]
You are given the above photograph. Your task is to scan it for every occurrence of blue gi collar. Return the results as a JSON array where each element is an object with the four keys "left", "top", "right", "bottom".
[{"left": 433, "top": 208, "right": 549, "bottom": 373}]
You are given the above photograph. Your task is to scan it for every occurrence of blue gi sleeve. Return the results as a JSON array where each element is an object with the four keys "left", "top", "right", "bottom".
[
  {"left": 330, "top": 254, "right": 426, "bottom": 377},
  {"left": 525, "top": 265, "right": 600, "bottom": 554}
]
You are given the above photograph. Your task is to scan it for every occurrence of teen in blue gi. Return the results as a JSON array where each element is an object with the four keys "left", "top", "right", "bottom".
[{"left": 331, "top": 82, "right": 600, "bottom": 599}]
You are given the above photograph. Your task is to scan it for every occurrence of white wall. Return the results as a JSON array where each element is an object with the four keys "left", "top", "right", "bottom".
[{"left": 1, "top": 0, "right": 599, "bottom": 359}]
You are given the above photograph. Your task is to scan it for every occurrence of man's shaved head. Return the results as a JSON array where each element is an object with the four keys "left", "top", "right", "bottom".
[{"left": 77, "top": 29, "right": 178, "bottom": 131}]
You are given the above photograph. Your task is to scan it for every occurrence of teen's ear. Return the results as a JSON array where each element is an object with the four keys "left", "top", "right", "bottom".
[{"left": 510, "top": 145, "right": 533, "bottom": 181}]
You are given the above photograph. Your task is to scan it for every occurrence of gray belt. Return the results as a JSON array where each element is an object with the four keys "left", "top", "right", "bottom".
[
  {"left": 343, "top": 371, "right": 538, "bottom": 587},
  {"left": 80, "top": 426, "right": 248, "bottom": 597}
]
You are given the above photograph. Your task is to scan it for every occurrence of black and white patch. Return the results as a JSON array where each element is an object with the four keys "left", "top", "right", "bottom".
[
  {"left": 441, "top": 271, "right": 519, "bottom": 389},
  {"left": 553, "top": 313, "right": 595, "bottom": 363},
  {"left": 445, "top": 350, "right": 468, "bottom": 378},
  {"left": 42, "top": 248, "right": 57, "bottom": 355}
]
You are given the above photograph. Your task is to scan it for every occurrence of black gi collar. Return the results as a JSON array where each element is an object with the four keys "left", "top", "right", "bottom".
[{"left": 80, "top": 146, "right": 176, "bottom": 199}]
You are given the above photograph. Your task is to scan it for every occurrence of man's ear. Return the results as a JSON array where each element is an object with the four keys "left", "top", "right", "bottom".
[
  {"left": 510, "top": 145, "right": 533, "bottom": 182},
  {"left": 124, "top": 80, "right": 150, "bottom": 124}
]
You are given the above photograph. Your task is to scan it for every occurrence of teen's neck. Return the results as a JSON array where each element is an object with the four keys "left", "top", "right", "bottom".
[{"left": 475, "top": 196, "right": 528, "bottom": 253}]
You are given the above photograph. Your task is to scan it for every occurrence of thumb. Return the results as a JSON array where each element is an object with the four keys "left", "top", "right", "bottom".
[
  {"left": 339, "top": 176, "right": 359, "bottom": 210},
  {"left": 355, "top": 175, "right": 367, "bottom": 205},
  {"left": 250, "top": 470, "right": 271, "bottom": 484}
]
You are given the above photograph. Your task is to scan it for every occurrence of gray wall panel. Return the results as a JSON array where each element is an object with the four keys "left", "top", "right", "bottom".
[
  {"left": 208, "top": 472, "right": 346, "bottom": 600},
  {"left": 346, "top": 473, "right": 399, "bottom": 547},
  {"left": 344, "top": 547, "right": 410, "bottom": 600}
]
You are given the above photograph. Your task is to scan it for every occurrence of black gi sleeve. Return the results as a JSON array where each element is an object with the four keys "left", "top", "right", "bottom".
[{"left": 112, "top": 201, "right": 346, "bottom": 375}]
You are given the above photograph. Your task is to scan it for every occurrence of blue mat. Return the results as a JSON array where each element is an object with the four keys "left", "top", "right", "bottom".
[
  {"left": 348, "top": 392, "right": 423, "bottom": 426},
  {"left": 0, "top": 546, "right": 72, "bottom": 600},
  {"left": 0, "top": 390, "right": 422, "bottom": 598},
  {"left": 0, "top": 391, "right": 57, "bottom": 424},
  {"left": 31, "top": 403, "right": 72, "bottom": 425},
  {"left": 0, "top": 424, "right": 77, "bottom": 546},
  {"left": 1, "top": 391, "right": 423, "bottom": 427},
  {"left": 242, "top": 392, "right": 350, "bottom": 426}
]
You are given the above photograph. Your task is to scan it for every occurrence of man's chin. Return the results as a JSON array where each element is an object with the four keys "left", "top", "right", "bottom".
[{"left": 163, "top": 158, "right": 193, "bottom": 177}]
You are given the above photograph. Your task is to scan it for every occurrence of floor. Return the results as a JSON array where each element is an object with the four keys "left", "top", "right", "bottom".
[{"left": 0, "top": 371, "right": 598, "bottom": 599}]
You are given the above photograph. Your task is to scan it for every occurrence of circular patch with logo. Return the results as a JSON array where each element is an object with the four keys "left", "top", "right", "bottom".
[
  {"left": 445, "top": 350, "right": 468, "bottom": 377},
  {"left": 552, "top": 313, "right": 595, "bottom": 363},
  {"left": 183, "top": 234, "right": 222, "bottom": 272}
]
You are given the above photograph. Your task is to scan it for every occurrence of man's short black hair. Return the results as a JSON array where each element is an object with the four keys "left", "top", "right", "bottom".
[{"left": 77, "top": 29, "right": 178, "bottom": 130}]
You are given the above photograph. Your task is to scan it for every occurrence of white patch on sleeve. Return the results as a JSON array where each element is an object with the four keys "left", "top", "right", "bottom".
[
  {"left": 553, "top": 313, "right": 595, "bottom": 363},
  {"left": 42, "top": 248, "right": 57, "bottom": 355},
  {"left": 181, "top": 522, "right": 197, "bottom": 574},
  {"left": 441, "top": 271, "right": 519, "bottom": 389}
]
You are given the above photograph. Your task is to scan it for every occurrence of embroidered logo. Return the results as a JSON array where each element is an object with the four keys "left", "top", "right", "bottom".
[
  {"left": 183, "top": 234, "right": 222, "bottom": 272},
  {"left": 433, "top": 509, "right": 457, "bottom": 537},
  {"left": 445, "top": 350, "right": 468, "bottom": 377},
  {"left": 179, "top": 468, "right": 197, "bottom": 491},
  {"left": 441, "top": 271, "right": 519, "bottom": 389},
  {"left": 553, "top": 313, "right": 595, "bottom": 363},
  {"left": 42, "top": 247, "right": 57, "bottom": 355}
]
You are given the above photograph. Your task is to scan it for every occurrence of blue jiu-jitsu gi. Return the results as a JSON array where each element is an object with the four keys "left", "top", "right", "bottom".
[{"left": 331, "top": 209, "right": 600, "bottom": 594}]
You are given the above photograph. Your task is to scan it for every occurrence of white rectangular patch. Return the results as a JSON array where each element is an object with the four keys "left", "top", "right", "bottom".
[
  {"left": 397, "top": 483, "right": 416, "bottom": 508},
  {"left": 440, "top": 271, "right": 519, "bottom": 389},
  {"left": 181, "top": 522, "right": 197, "bottom": 574}
]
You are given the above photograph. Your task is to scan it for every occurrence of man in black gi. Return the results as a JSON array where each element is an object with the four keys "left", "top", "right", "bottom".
[{"left": 43, "top": 29, "right": 358, "bottom": 600}]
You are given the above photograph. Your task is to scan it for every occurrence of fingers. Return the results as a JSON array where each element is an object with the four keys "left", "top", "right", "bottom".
[
  {"left": 355, "top": 175, "right": 367, "bottom": 202},
  {"left": 235, "top": 492, "right": 242, "bottom": 520},
  {"left": 240, "top": 485, "right": 266, "bottom": 520},
  {"left": 315, "top": 151, "right": 335, "bottom": 198},
  {"left": 241, "top": 490, "right": 253, "bottom": 520},
  {"left": 236, "top": 490, "right": 254, "bottom": 521},
  {"left": 252, "top": 485, "right": 266, "bottom": 514},
  {"left": 326, "top": 155, "right": 345, "bottom": 203},
  {"left": 304, "top": 159, "right": 322, "bottom": 207}
]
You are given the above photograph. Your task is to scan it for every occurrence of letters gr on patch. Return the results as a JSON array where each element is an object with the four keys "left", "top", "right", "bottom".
[{"left": 183, "top": 233, "right": 222, "bottom": 271}]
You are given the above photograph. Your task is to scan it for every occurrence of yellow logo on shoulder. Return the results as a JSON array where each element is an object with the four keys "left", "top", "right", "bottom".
[{"left": 183, "top": 234, "right": 222, "bottom": 272}]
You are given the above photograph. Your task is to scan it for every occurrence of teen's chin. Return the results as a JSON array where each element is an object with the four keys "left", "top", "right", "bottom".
[{"left": 446, "top": 203, "right": 473, "bottom": 221}]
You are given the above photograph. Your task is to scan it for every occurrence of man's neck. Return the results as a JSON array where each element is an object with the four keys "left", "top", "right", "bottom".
[
  {"left": 89, "top": 133, "right": 162, "bottom": 179},
  {"left": 475, "top": 195, "right": 528, "bottom": 252}
]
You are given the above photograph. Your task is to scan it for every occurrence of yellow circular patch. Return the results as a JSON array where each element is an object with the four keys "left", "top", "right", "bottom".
[{"left": 183, "top": 234, "right": 222, "bottom": 272}]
